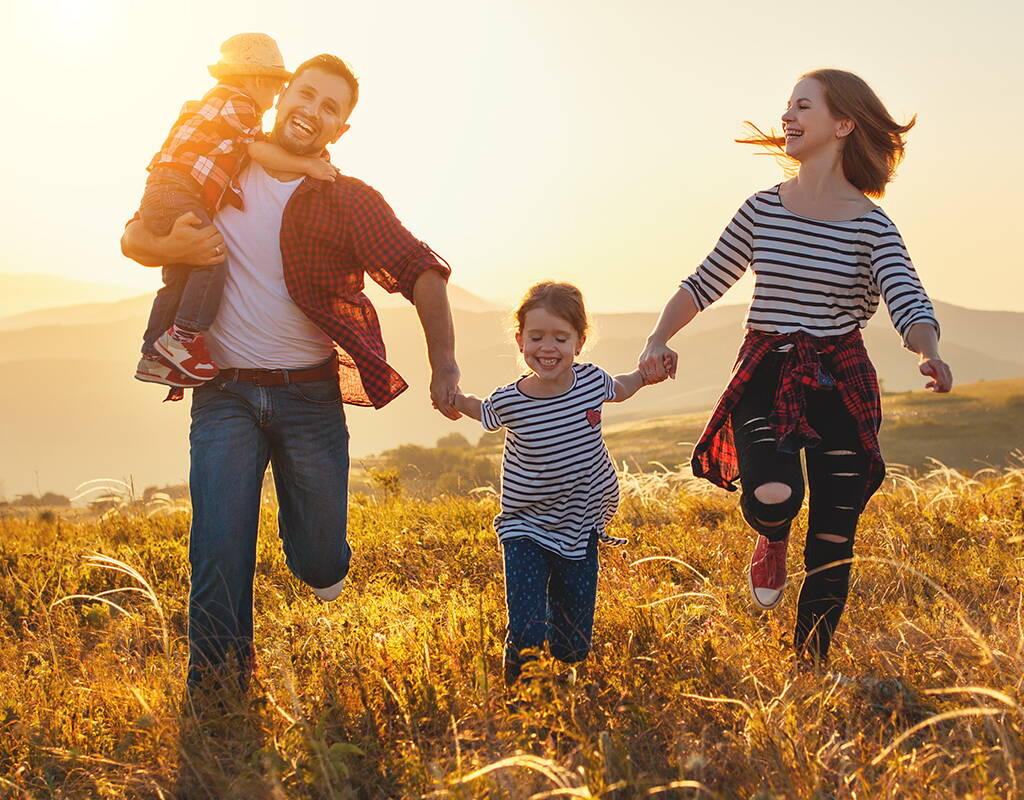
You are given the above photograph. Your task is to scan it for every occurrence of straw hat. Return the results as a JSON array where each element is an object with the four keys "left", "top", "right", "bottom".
[{"left": 208, "top": 33, "right": 291, "bottom": 80}]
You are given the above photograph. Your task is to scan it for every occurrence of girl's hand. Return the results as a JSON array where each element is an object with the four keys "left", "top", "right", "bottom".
[
  {"left": 919, "top": 356, "right": 953, "bottom": 393},
  {"left": 306, "top": 158, "right": 340, "bottom": 181},
  {"left": 638, "top": 341, "right": 678, "bottom": 383}
]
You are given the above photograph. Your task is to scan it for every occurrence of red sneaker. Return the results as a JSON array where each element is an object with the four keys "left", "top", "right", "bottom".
[
  {"left": 154, "top": 328, "right": 219, "bottom": 380},
  {"left": 134, "top": 355, "right": 205, "bottom": 388},
  {"left": 748, "top": 534, "right": 789, "bottom": 610}
]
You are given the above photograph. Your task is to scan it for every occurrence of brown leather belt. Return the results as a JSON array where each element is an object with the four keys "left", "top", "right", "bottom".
[{"left": 217, "top": 359, "right": 338, "bottom": 387}]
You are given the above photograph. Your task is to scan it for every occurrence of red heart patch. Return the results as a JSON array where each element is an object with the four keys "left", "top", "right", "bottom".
[{"left": 586, "top": 408, "right": 601, "bottom": 428}]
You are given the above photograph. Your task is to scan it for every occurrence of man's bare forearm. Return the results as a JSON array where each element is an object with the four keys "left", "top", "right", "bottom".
[
  {"left": 412, "top": 269, "right": 457, "bottom": 370},
  {"left": 121, "top": 221, "right": 168, "bottom": 267},
  {"left": 413, "top": 268, "right": 461, "bottom": 418}
]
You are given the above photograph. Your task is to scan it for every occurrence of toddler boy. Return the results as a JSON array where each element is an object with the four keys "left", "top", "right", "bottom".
[{"left": 135, "top": 33, "right": 338, "bottom": 388}]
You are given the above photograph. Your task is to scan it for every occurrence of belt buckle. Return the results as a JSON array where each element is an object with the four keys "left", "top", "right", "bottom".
[{"left": 255, "top": 368, "right": 288, "bottom": 386}]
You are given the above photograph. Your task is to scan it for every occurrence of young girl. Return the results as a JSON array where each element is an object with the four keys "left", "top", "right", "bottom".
[
  {"left": 455, "top": 282, "right": 659, "bottom": 684},
  {"left": 638, "top": 69, "right": 952, "bottom": 668}
]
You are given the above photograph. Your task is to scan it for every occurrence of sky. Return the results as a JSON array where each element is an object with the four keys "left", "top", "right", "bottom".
[{"left": 1, "top": 0, "right": 1022, "bottom": 313}]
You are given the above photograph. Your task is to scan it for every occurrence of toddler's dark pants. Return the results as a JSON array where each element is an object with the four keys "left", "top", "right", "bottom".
[
  {"left": 139, "top": 167, "right": 227, "bottom": 354},
  {"left": 502, "top": 532, "right": 598, "bottom": 685}
]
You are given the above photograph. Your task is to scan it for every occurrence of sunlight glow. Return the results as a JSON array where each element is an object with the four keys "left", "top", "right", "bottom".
[{"left": 1, "top": 0, "right": 1022, "bottom": 312}]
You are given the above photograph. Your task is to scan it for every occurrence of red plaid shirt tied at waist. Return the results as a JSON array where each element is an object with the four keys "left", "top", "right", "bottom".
[
  {"left": 691, "top": 329, "right": 885, "bottom": 504},
  {"left": 147, "top": 83, "right": 261, "bottom": 212},
  {"left": 277, "top": 174, "right": 450, "bottom": 408}
]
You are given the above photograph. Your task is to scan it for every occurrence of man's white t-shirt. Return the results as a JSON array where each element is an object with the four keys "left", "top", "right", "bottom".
[{"left": 206, "top": 164, "right": 336, "bottom": 370}]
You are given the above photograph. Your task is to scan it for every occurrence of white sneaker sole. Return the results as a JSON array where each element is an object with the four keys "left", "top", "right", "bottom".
[
  {"left": 748, "top": 568, "right": 784, "bottom": 610},
  {"left": 312, "top": 578, "right": 344, "bottom": 602},
  {"left": 135, "top": 369, "right": 203, "bottom": 388}
]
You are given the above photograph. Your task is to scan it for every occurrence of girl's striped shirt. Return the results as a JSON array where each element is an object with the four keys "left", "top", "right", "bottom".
[
  {"left": 481, "top": 363, "right": 625, "bottom": 560},
  {"left": 681, "top": 185, "right": 939, "bottom": 343}
]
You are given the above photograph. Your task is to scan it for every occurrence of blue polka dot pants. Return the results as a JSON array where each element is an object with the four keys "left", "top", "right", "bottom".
[{"left": 501, "top": 532, "right": 599, "bottom": 685}]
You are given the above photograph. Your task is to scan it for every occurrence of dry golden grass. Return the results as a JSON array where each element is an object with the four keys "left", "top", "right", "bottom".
[{"left": 1, "top": 461, "right": 1022, "bottom": 799}]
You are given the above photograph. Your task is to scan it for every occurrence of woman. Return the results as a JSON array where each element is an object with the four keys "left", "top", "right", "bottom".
[{"left": 639, "top": 69, "right": 952, "bottom": 667}]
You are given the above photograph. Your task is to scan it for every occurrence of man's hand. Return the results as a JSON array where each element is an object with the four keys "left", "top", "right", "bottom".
[
  {"left": 919, "top": 356, "right": 953, "bottom": 393},
  {"left": 165, "top": 212, "right": 226, "bottom": 265},
  {"left": 122, "top": 212, "right": 227, "bottom": 267},
  {"left": 430, "top": 363, "right": 462, "bottom": 420}
]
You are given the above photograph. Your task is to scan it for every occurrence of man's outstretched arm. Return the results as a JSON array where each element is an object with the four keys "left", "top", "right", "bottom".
[
  {"left": 121, "top": 212, "right": 226, "bottom": 267},
  {"left": 412, "top": 269, "right": 461, "bottom": 420}
]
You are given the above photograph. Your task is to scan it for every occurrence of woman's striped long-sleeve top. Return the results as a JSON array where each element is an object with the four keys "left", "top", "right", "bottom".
[{"left": 680, "top": 185, "right": 939, "bottom": 344}]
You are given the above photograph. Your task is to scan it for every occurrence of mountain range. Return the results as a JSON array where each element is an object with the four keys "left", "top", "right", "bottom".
[{"left": 0, "top": 274, "right": 1021, "bottom": 497}]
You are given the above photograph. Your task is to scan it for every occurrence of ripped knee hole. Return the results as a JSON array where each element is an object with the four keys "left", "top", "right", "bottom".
[{"left": 753, "top": 482, "right": 793, "bottom": 505}]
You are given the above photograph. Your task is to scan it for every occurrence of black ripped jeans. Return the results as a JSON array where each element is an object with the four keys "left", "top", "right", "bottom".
[{"left": 731, "top": 351, "right": 870, "bottom": 663}]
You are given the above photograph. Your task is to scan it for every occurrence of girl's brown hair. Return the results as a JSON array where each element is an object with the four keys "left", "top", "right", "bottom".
[
  {"left": 514, "top": 282, "right": 589, "bottom": 339},
  {"left": 738, "top": 69, "right": 916, "bottom": 197}
]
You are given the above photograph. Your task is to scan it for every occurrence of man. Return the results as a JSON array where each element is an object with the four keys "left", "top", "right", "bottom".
[{"left": 121, "top": 54, "right": 461, "bottom": 691}]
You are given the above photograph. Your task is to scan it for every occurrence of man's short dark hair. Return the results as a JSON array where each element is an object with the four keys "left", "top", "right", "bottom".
[{"left": 291, "top": 54, "right": 360, "bottom": 115}]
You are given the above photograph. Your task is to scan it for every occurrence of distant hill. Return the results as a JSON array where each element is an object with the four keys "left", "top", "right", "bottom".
[
  {"left": 0, "top": 294, "right": 153, "bottom": 332},
  {"left": 0, "top": 281, "right": 503, "bottom": 332},
  {"left": 0, "top": 292, "right": 1021, "bottom": 498},
  {"left": 0, "top": 273, "right": 141, "bottom": 320}
]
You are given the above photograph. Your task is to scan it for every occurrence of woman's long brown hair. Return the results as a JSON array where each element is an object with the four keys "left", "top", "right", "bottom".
[{"left": 737, "top": 69, "right": 916, "bottom": 198}]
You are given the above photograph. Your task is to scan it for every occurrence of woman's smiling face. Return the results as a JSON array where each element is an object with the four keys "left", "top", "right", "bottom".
[{"left": 781, "top": 77, "right": 851, "bottom": 160}]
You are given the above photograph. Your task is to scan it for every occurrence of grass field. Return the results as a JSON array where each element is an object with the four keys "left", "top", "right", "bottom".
[{"left": 1, "top": 455, "right": 1022, "bottom": 798}]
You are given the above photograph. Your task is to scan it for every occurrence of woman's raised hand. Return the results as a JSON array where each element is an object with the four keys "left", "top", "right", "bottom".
[
  {"left": 919, "top": 356, "right": 953, "bottom": 393},
  {"left": 638, "top": 340, "right": 678, "bottom": 383}
]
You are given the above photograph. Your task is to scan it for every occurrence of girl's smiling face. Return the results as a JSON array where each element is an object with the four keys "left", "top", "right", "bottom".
[{"left": 516, "top": 306, "right": 583, "bottom": 386}]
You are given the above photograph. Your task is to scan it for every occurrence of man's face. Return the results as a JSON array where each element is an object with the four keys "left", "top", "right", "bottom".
[{"left": 272, "top": 68, "right": 353, "bottom": 156}]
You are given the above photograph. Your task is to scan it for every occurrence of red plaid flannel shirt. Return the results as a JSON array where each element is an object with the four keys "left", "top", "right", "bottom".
[
  {"left": 279, "top": 174, "right": 451, "bottom": 408},
  {"left": 147, "top": 83, "right": 261, "bottom": 212},
  {"left": 691, "top": 329, "right": 885, "bottom": 503}
]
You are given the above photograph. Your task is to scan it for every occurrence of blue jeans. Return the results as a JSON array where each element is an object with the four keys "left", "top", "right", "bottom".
[
  {"left": 187, "top": 374, "right": 351, "bottom": 690},
  {"left": 501, "top": 533, "right": 599, "bottom": 684},
  {"left": 139, "top": 168, "right": 227, "bottom": 353}
]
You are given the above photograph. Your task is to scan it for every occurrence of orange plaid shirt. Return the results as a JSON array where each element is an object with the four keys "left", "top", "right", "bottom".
[{"left": 147, "top": 83, "right": 261, "bottom": 212}]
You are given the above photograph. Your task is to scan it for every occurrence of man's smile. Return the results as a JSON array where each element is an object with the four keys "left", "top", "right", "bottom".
[{"left": 288, "top": 113, "right": 318, "bottom": 140}]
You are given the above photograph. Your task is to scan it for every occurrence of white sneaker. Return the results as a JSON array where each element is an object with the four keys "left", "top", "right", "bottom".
[
  {"left": 154, "top": 329, "right": 219, "bottom": 380},
  {"left": 312, "top": 579, "right": 344, "bottom": 602},
  {"left": 134, "top": 355, "right": 204, "bottom": 388}
]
